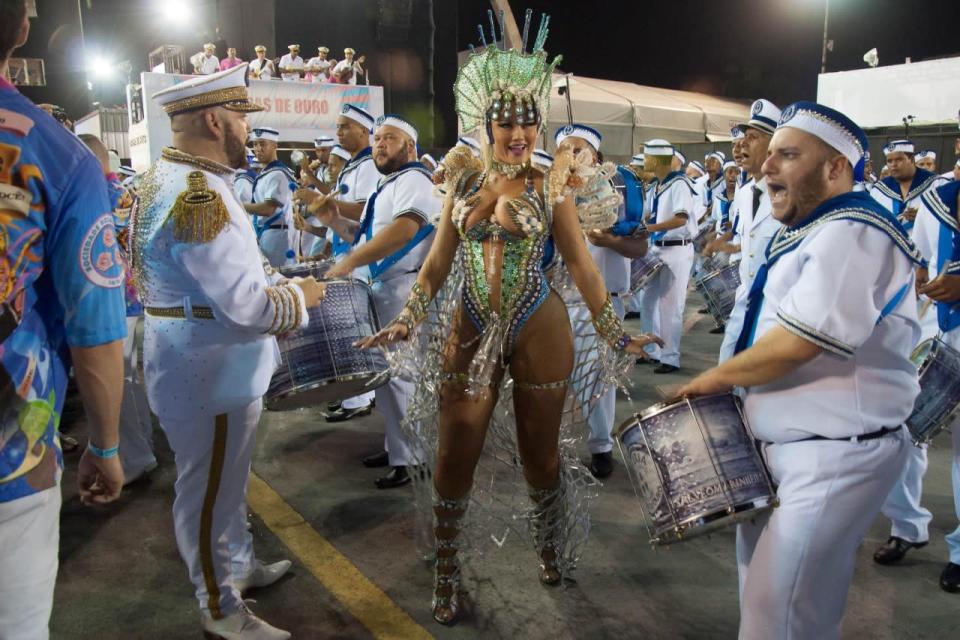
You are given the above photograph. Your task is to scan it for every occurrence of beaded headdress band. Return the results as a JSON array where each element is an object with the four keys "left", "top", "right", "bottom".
[{"left": 453, "top": 9, "right": 562, "bottom": 135}]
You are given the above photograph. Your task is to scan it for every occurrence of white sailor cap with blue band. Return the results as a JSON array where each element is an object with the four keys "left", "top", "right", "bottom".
[
  {"left": 329, "top": 145, "right": 352, "bottom": 162},
  {"left": 420, "top": 153, "right": 437, "bottom": 167},
  {"left": 117, "top": 165, "right": 136, "bottom": 178},
  {"left": 722, "top": 159, "right": 737, "bottom": 171},
  {"left": 554, "top": 124, "right": 602, "bottom": 152},
  {"left": 777, "top": 101, "right": 868, "bottom": 180},
  {"left": 314, "top": 136, "right": 335, "bottom": 148},
  {"left": 375, "top": 114, "right": 419, "bottom": 144},
  {"left": 457, "top": 135, "right": 482, "bottom": 157},
  {"left": 705, "top": 150, "right": 726, "bottom": 164},
  {"left": 737, "top": 98, "right": 781, "bottom": 135},
  {"left": 883, "top": 139, "right": 915, "bottom": 156},
  {"left": 673, "top": 149, "right": 687, "bottom": 165},
  {"left": 340, "top": 104, "right": 375, "bottom": 133},
  {"left": 532, "top": 149, "right": 554, "bottom": 167},
  {"left": 731, "top": 126, "right": 745, "bottom": 141},
  {"left": 688, "top": 160, "right": 706, "bottom": 175},
  {"left": 914, "top": 149, "right": 936, "bottom": 161},
  {"left": 644, "top": 139, "right": 674, "bottom": 156},
  {"left": 249, "top": 126, "right": 280, "bottom": 142},
  {"left": 630, "top": 153, "right": 645, "bottom": 167}
]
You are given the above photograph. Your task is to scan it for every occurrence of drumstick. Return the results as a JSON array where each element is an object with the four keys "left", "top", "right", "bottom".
[{"left": 919, "top": 297, "right": 934, "bottom": 320}]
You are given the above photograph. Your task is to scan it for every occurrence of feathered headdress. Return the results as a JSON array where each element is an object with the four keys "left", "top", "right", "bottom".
[{"left": 453, "top": 9, "right": 562, "bottom": 135}]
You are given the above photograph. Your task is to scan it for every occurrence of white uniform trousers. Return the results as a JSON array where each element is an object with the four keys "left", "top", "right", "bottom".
[
  {"left": 879, "top": 444, "right": 931, "bottom": 543},
  {"left": 259, "top": 228, "right": 290, "bottom": 269},
  {"left": 160, "top": 400, "right": 260, "bottom": 617},
  {"left": 371, "top": 272, "right": 421, "bottom": 467},
  {"left": 640, "top": 244, "right": 694, "bottom": 367},
  {"left": 877, "top": 299, "right": 937, "bottom": 543},
  {"left": 568, "top": 297, "right": 625, "bottom": 454},
  {"left": 0, "top": 486, "right": 60, "bottom": 640},
  {"left": 946, "top": 419, "right": 960, "bottom": 564},
  {"left": 736, "top": 432, "right": 909, "bottom": 640},
  {"left": 119, "top": 317, "right": 156, "bottom": 478}
]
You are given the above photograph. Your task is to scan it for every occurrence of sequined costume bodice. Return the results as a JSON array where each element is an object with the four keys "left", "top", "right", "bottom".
[{"left": 451, "top": 171, "right": 553, "bottom": 354}]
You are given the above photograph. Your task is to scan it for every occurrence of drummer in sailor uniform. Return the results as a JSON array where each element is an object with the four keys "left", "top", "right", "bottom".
[
  {"left": 909, "top": 178, "right": 960, "bottom": 593},
  {"left": 233, "top": 148, "right": 257, "bottom": 205},
  {"left": 622, "top": 153, "right": 648, "bottom": 319},
  {"left": 136, "top": 65, "right": 326, "bottom": 639},
  {"left": 871, "top": 139, "right": 947, "bottom": 235},
  {"left": 639, "top": 139, "right": 698, "bottom": 373},
  {"left": 680, "top": 102, "right": 922, "bottom": 640},
  {"left": 245, "top": 127, "right": 297, "bottom": 267},
  {"left": 314, "top": 105, "right": 381, "bottom": 423},
  {"left": 915, "top": 149, "right": 938, "bottom": 173},
  {"left": 556, "top": 125, "right": 647, "bottom": 478},
  {"left": 854, "top": 150, "right": 876, "bottom": 192},
  {"left": 702, "top": 151, "right": 726, "bottom": 213},
  {"left": 299, "top": 114, "right": 440, "bottom": 488},
  {"left": 714, "top": 99, "right": 782, "bottom": 360},
  {"left": 248, "top": 45, "right": 275, "bottom": 80}
]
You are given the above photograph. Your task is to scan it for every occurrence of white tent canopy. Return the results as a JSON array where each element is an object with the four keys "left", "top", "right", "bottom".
[{"left": 543, "top": 74, "right": 751, "bottom": 158}]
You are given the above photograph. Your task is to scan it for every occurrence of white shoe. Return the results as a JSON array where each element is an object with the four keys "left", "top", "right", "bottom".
[
  {"left": 234, "top": 559, "right": 292, "bottom": 594},
  {"left": 201, "top": 601, "right": 290, "bottom": 640},
  {"left": 122, "top": 459, "right": 158, "bottom": 486}
]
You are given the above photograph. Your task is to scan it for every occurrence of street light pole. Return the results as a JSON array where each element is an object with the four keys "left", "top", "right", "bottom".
[{"left": 820, "top": 0, "right": 830, "bottom": 74}]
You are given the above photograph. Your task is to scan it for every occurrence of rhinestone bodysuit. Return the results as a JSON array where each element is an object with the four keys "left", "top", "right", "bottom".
[{"left": 452, "top": 170, "right": 552, "bottom": 357}]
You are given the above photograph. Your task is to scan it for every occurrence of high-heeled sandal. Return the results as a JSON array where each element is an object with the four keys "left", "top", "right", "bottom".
[
  {"left": 529, "top": 482, "right": 566, "bottom": 586},
  {"left": 432, "top": 493, "right": 469, "bottom": 625}
]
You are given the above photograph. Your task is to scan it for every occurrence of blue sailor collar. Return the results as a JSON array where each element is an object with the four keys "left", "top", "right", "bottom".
[
  {"left": 338, "top": 146, "right": 373, "bottom": 181},
  {"left": 373, "top": 161, "right": 432, "bottom": 192},
  {"left": 921, "top": 180, "right": 960, "bottom": 233},
  {"left": 253, "top": 159, "right": 296, "bottom": 188},
  {"left": 655, "top": 171, "right": 695, "bottom": 198},
  {"left": 874, "top": 167, "right": 941, "bottom": 203},
  {"left": 764, "top": 190, "right": 924, "bottom": 269}
]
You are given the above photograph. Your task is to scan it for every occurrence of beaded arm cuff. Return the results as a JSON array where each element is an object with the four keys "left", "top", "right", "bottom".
[
  {"left": 592, "top": 295, "right": 631, "bottom": 351},
  {"left": 265, "top": 283, "right": 306, "bottom": 335},
  {"left": 396, "top": 282, "right": 431, "bottom": 333}
]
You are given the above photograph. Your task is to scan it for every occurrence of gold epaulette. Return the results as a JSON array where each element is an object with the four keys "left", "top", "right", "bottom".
[
  {"left": 439, "top": 145, "right": 484, "bottom": 197},
  {"left": 167, "top": 171, "right": 230, "bottom": 243},
  {"left": 548, "top": 147, "right": 576, "bottom": 205}
]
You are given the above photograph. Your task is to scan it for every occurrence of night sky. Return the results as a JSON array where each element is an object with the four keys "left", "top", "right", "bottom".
[{"left": 459, "top": 0, "right": 960, "bottom": 108}]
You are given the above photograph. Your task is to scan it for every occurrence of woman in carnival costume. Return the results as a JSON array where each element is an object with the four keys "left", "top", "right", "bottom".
[{"left": 359, "top": 10, "right": 661, "bottom": 625}]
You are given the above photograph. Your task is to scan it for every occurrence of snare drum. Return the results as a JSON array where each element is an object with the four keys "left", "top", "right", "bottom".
[
  {"left": 695, "top": 264, "right": 741, "bottom": 328},
  {"left": 906, "top": 337, "right": 960, "bottom": 444},
  {"left": 265, "top": 278, "right": 389, "bottom": 411},
  {"left": 630, "top": 254, "right": 666, "bottom": 294},
  {"left": 617, "top": 393, "right": 776, "bottom": 545},
  {"left": 693, "top": 221, "right": 715, "bottom": 254},
  {"left": 279, "top": 259, "right": 332, "bottom": 280}
]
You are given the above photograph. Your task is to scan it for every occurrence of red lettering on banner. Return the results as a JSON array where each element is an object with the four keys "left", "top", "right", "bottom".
[{"left": 320, "top": 100, "right": 328, "bottom": 114}]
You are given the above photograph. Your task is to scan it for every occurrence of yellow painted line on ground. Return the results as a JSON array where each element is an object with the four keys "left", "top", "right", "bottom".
[{"left": 247, "top": 473, "right": 434, "bottom": 640}]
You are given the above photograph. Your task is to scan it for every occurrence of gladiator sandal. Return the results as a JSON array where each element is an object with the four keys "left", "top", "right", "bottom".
[
  {"left": 432, "top": 492, "right": 469, "bottom": 625},
  {"left": 528, "top": 481, "right": 566, "bottom": 586}
]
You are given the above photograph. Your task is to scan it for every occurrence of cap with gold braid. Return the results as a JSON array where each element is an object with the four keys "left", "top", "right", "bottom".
[{"left": 152, "top": 64, "right": 263, "bottom": 116}]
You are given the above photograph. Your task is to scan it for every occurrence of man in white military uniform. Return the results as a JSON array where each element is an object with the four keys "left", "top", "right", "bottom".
[
  {"left": 278, "top": 44, "right": 304, "bottom": 82},
  {"left": 244, "top": 127, "right": 296, "bottom": 267},
  {"left": 639, "top": 139, "right": 697, "bottom": 373},
  {"left": 556, "top": 125, "right": 647, "bottom": 478},
  {"left": 139, "top": 65, "right": 326, "bottom": 640},
  {"left": 248, "top": 45, "right": 275, "bottom": 80},
  {"left": 332, "top": 48, "right": 358, "bottom": 84},
  {"left": 195, "top": 43, "right": 220, "bottom": 75},
  {"left": 680, "top": 101, "right": 922, "bottom": 640},
  {"left": 300, "top": 114, "right": 439, "bottom": 488},
  {"left": 306, "top": 46, "right": 332, "bottom": 83},
  {"left": 715, "top": 99, "right": 782, "bottom": 361},
  {"left": 910, "top": 178, "right": 960, "bottom": 593}
]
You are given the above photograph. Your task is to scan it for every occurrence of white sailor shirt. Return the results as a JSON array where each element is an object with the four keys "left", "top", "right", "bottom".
[
  {"left": 649, "top": 173, "right": 697, "bottom": 241},
  {"left": 743, "top": 219, "right": 921, "bottom": 443},
  {"left": 278, "top": 54, "right": 304, "bottom": 82},
  {"left": 248, "top": 58, "right": 274, "bottom": 80},
  {"left": 197, "top": 55, "right": 219, "bottom": 75},
  {"left": 306, "top": 57, "right": 331, "bottom": 82}
]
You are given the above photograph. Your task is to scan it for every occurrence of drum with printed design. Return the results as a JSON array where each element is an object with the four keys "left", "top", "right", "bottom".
[
  {"left": 616, "top": 393, "right": 776, "bottom": 545},
  {"left": 629, "top": 254, "right": 666, "bottom": 294},
  {"left": 279, "top": 259, "right": 333, "bottom": 280},
  {"left": 695, "top": 263, "right": 741, "bottom": 328},
  {"left": 906, "top": 338, "right": 960, "bottom": 444},
  {"left": 265, "top": 277, "right": 389, "bottom": 411},
  {"left": 693, "top": 220, "right": 715, "bottom": 255}
]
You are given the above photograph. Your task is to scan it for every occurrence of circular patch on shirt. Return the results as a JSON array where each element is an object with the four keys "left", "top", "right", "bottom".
[{"left": 79, "top": 214, "right": 124, "bottom": 288}]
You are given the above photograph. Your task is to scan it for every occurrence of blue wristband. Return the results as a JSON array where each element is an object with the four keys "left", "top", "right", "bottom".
[{"left": 87, "top": 442, "right": 120, "bottom": 459}]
